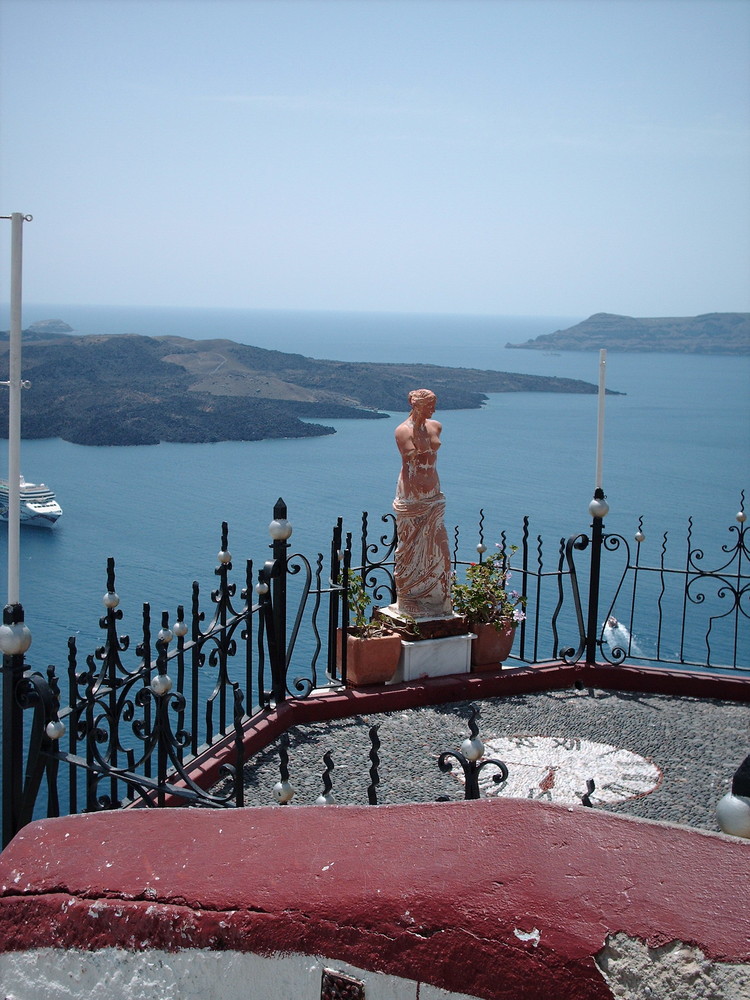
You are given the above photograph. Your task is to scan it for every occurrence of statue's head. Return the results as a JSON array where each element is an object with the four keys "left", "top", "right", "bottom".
[{"left": 408, "top": 388, "right": 437, "bottom": 413}]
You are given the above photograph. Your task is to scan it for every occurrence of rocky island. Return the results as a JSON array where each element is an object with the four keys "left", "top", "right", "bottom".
[
  {"left": 0, "top": 328, "right": 612, "bottom": 446},
  {"left": 507, "top": 312, "right": 750, "bottom": 354}
]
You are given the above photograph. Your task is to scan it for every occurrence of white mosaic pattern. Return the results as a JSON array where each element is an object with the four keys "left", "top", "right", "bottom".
[{"left": 466, "top": 735, "right": 662, "bottom": 806}]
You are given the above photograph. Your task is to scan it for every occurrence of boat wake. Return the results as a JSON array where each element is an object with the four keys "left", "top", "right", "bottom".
[{"left": 603, "top": 617, "right": 643, "bottom": 658}]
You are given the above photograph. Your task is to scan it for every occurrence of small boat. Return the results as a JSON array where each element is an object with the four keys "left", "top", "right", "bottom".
[
  {"left": 0, "top": 476, "right": 62, "bottom": 527},
  {"left": 606, "top": 616, "right": 619, "bottom": 629}
]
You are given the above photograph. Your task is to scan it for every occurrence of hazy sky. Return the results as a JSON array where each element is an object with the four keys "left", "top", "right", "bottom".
[{"left": 1, "top": 0, "right": 749, "bottom": 316}]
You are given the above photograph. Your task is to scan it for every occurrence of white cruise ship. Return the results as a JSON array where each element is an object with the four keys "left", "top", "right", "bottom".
[{"left": 0, "top": 476, "right": 63, "bottom": 527}]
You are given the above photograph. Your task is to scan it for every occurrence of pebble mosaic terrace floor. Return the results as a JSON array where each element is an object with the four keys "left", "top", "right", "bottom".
[{"left": 233, "top": 688, "right": 749, "bottom": 833}]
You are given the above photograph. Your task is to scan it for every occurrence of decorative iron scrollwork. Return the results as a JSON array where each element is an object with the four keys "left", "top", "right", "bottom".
[
  {"left": 367, "top": 724, "right": 380, "bottom": 805},
  {"left": 437, "top": 707, "right": 509, "bottom": 800},
  {"left": 316, "top": 750, "right": 335, "bottom": 805}
]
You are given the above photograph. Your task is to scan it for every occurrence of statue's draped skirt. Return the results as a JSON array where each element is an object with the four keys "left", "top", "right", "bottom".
[{"left": 393, "top": 489, "right": 452, "bottom": 619}]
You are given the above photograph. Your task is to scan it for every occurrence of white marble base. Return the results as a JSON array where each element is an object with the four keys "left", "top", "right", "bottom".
[{"left": 391, "top": 634, "right": 474, "bottom": 683}]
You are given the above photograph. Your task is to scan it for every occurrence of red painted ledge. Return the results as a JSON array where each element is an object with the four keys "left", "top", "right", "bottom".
[{"left": 0, "top": 798, "right": 747, "bottom": 1000}]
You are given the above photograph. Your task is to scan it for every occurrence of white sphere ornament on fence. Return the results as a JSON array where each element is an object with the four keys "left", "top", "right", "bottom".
[
  {"left": 158, "top": 627, "right": 173, "bottom": 645},
  {"left": 269, "top": 518, "right": 293, "bottom": 541},
  {"left": 315, "top": 791, "right": 335, "bottom": 805},
  {"left": 103, "top": 591, "right": 120, "bottom": 609},
  {"left": 635, "top": 530, "right": 645, "bottom": 543},
  {"left": 717, "top": 755, "right": 750, "bottom": 839},
  {"left": 150, "top": 673, "right": 173, "bottom": 696},
  {"left": 273, "top": 780, "right": 295, "bottom": 805},
  {"left": 476, "top": 543, "right": 487, "bottom": 555},
  {"left": 716, "top": 792, "right": 750, "bottom": 839},
  {"left": 737, "top": 510, "right": 747, "bottom": 524},
  {"left": 218, "top": 549, "right": 232, "bottom": 565},
  {"left": 461, "top": 737, "right": 485, "bottom": 762},
  {"left": 45, "top": 720, "right": 66, "bottom": 741},
  {"left": 0, "top": 622, "right": 32, "bottom": 655},
  {"left": 173, "top": 620, "right": 188, "bottom": 638},
  {"left": 255, "top": 581, "right": 269, "bottom": 595},
  {"left": 588, "top": 496, "right": 610, "bottom": 519}
]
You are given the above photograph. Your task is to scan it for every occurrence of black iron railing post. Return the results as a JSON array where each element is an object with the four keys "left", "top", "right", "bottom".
[
  {"left": 153, "top": 611, "right": 173, "bottom": 810},
  {"left": 268, "top": 498, "right": 292, "bottom": 702},
  {"left": 518, "top": 516, "right": 530, "bottom": 661},
  {"left": 327, "top": 518, "right": 343, "bottom": 678},
  {"left": 1, "top": 602, "right": 31, "bottom": 847},
  {"left": 339, "top": 534, "right": 353, "bottom": 685},
  {"left": 585, "top": 488, "right": 609, "bottom": 666}
]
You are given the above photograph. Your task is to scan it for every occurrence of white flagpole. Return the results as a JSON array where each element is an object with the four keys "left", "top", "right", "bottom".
[
  {"left": 595, "top": 348, "right": 607, "bottom": 492},
  {"left": 6, "top": 213, "right": 24, "bottom": 606},
  {"left": 1, "top": 213, "right": 31, "bottom": 608}
]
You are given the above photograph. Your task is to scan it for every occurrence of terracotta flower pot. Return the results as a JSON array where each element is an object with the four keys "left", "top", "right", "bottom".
[
  {"left": 336, "top": 629, "right": 402, "bottom": 686},
  {"left": 470, "top": 622, "right": 516, "bottom": 671}
]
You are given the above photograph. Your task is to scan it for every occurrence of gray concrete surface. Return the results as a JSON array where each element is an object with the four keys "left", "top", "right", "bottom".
[{"left": 235, "top": 687, "right": 749, "bottom": 833}]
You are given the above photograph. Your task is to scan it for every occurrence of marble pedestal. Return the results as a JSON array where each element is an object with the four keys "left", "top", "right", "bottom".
[
  {"left": 390, "top": 633, "right": 474, "bottom": 683},
  {"left": 374, "top": 606, "right": 473, "bottom": 683}
]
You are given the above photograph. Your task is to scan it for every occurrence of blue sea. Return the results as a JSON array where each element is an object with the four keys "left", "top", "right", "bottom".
[{"left": 1, "top": 305, "right": 748, "bottom": 675}]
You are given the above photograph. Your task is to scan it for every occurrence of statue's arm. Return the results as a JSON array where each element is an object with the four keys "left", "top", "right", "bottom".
[{"left": 395, "top": 423, "right": 416, "bottom": 460}]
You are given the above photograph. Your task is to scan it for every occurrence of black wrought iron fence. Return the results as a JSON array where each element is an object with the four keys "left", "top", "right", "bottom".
[
  {"left": 2, "top": 525, "right": 268, "bottom": 844},
  {"left": 1, "top": 494, "right": 747, "bottom": 846},
  {"left": 592, "top": 510, "right": 749, "bottom": 670}
]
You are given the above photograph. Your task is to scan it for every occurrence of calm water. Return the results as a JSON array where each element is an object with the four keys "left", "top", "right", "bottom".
[{"left": 1, "top": 306, "right": 748, "bottom": 673}]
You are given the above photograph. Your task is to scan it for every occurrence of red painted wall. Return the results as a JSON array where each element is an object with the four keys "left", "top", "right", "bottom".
[{"left": 1, "top": 798, "right": 748, "bottom": 1000}]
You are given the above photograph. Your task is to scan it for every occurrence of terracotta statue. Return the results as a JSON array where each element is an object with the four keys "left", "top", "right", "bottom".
[{"left": 393, "top": 389, "right": 452, "bottom": 619}]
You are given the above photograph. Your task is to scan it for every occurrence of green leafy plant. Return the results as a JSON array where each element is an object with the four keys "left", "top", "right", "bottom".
[
  {"left": 343, "top": 570, "right": 420, "bottom": 639},
  {"left": 344, "top": 570, "right": 389, "bottom": 638},
  {"left": 452, "top": 546, "right": 527, "bottom": 631}
]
